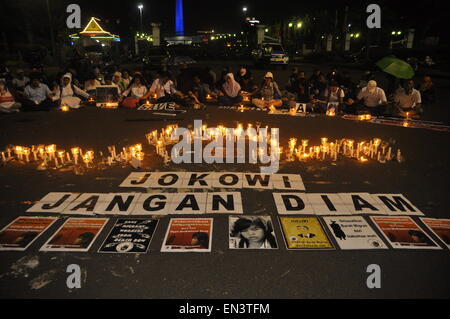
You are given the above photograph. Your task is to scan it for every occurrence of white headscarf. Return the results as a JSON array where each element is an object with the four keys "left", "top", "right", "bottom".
[
  {"left": 222, "top": 73, "right": 241, "bottom": 97},
  {"left": 61, "top": 73, "right": 72, "bottom": 87}
]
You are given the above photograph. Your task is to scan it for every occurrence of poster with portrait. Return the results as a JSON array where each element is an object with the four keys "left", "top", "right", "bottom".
[
  {"left": 40, "top": 217, "right": 108, "bottom": 252},
  {"left": 161, "top": 218, "right": 212, "bottom": 252},
  {"left": 279, "top": 216, "right": 334, "bottom": 250},
  {"left": 0, "top": 217, "right": 58, "bottom": 251},
  {"left": 98, "top": 218, "right": 159, "bottom": 253},
  {"left": 419, "top": 218, "right": 450, "bottom": 248},
  {"left": 370, "top": 216, "right": 441, "bottom": 249},
  {"left": 322, "top": 216, "right": 387, "bottom": 250},
  {"left": 229, "top": 216, "right": 278, "bottom": 249}
]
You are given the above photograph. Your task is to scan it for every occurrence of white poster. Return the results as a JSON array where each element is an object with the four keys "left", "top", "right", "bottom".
[
  {"left": 131, "top": 193, "right": 174, "bottom": 215},
  {"left": 211, "top": 172, "right": 243, "bottom": 189},
  {"left": 242, "top": 173, "right": 273, "bottom": 189},
  {"left": 148, "top": 172, "right": 186, "bottom": 188},
  {"left": 119, "top": 172, "right": 154, "bottom": 188},
  {"left": 272, "top": 174, "right": 305, "bottom": 191},
  {"left": 338, "top": 193, "right": 387, "bottom": 215},
  {"left": 372, "top": 194, "right": 424, "bottom": 216},
  {"left": 168, "top": 193, "right": 208, "bottom": 214},
  {"left": 206, "top": 192, "right": 243, "bottom": 214},
  {"left": 273, "top": 192, "right": 315, "bottom": 215},
  {"left": 322, "top": 216, "right": 387, "bottom": 249},
  {"left": 95, "top": 193, "right": 140, "bottom": 215},
  {"left": 26, "top": 192, "right": 80, "bottom": 213},
  {"left": 62, "top": 193, "right": 110, "bottom": 215},
  {"left": 181, "top": 172, "right": 214, "bottom": 189},
  {"left": 307, "top": 193, "right": 351, "bottom": 215}
]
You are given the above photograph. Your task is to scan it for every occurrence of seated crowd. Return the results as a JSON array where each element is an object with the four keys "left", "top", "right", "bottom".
[{"left": 0, "top": 63, "right": 437, "bottom": 118}]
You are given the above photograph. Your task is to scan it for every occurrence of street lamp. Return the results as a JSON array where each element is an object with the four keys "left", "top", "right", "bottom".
[
  {"left": 296, "top": 22, "right": 302, "bottom": 29},
  {"left": 243, "top": 6, "right": 247, "bottom": 13},
  {"left": 138, "top": 4, "right": 144, "bottom": 31},
  {"left": 288, "top": 22, "right": 293, "bottom": 28}
]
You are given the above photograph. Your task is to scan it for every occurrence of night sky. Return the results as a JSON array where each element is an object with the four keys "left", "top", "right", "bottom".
[{"left": 1, "top": 0, "right": 448, "bottom": 43}]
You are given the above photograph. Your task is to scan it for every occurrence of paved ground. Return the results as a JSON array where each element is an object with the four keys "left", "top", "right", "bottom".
[{"left": 0, "top": 102, "right": 449, "bottom": 298}]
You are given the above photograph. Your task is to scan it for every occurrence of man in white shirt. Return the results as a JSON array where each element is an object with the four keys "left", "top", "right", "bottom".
[
  {"left": 356, "top": 80, "right": 387, "bottom": 116},
  {"left": 148, "top": 72, "right": 188, "bottom": 107},
  {"left": 394, "top": 79, "right": 422, "bottom": 118},
  {"left": 23, "top": 75, "right": 56, "bottom": 111}
]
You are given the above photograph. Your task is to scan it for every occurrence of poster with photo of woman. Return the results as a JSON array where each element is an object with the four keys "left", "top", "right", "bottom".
[{"left": 229, "top": 215, "right": 278, "bottom": 249}]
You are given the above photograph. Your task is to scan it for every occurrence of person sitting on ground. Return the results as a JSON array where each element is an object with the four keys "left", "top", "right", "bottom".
[
  {"left": 83, "top": 73, "right": 101, "bottom": 96},
  {"left": 190, "top": 76, "right": 211, "bottom": 103},
  {"left": 12, "top": 69, "right": 30, "bottom": 92},
  {"left": 120, "top": 70, "right": 133, "bottom": 89},
  {"left": 235, "top": 66, "right": 251, "bottom": 87},
  {"left": 286, "top": 67, "right": 299, "bottom": 94},
  {"left": 252, "top": 72, "right": 282, "bottom": 109},
  {"left": 0, "top": 80, "right": 21, "bottom": 113},
  {"left": 147, "top": 72, "right": 190, "bottom": 107},
  {"left": 218, "top": 73, "right": 243, "bottom": 106},
  {"left": 23, "top": 74, "right": 56, "bottom": 111},
  {"left": 393, "top": 79, "right": 422, "bottom": 118},
  {"left": 419, "top": 76, "right": 436, "bottom": 105},
  {"left": 112, "top": 72, "right": 126, "bottom": 94},
  {"left": 103, "top": 74, "right": 121, "bottom": 96},
  {"left": 312, "top": 81, "right": 344, "bottom": 113},
  {"left": 119, "top": 72, "right": 148, "bottom": 108},
  {"left": 52, "top": 73, "right": 90, "bottom": 109},
  {"left": 215, "top": 67, "right": 231, "bottom": 91},
  {"left": 356, "top": 80, "right": 387, "bottom": 116}
]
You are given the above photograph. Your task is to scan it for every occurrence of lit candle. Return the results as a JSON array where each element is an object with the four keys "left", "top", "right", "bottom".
[
  {"left": 1, "top": 152, "right": 5, "bottom": 162},
  {"left": 83, "top": 154, "right": 90, "bottom": 168},
  {"left": 387, "top": 147, "right": 392, "bottom": 160},
  {"left": 23, "top": 148, "right": 30, "bottom": 162},
  {"left": 71, "top": 147, "right": 80, "bottom": 165},
  {"left": 58, "top": 151, "right": 65, "bottom": 164},
  {"left": 66, "top": 152, "right": 71, "bottom": 162}
]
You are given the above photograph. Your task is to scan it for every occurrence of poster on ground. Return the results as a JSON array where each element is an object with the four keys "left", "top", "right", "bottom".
[
  {"left": 420, "top": 218, "right": 450, "bottom": 249},
  {"left": 40, "top": 217, "right": 108, "bottom": 252},
  {"left": 370, "top": 216, "right": 441, "bottom": 249},
  {"left": 322, "top": 216, "right": 387, "bottom": 250},
  {"left": 161, "top": 218, "right": 212, "bottom": 252},
  {"left": 98, "top": 218, "right": 159, "bottom": 253},
  {"left": 229, "top": 216, "right": 278, "bottom": 249},
  {"left": 279, "top": 216, "right": 334, "bottom": 250},
  {"left": 0, "top": 217, "right": 58, "bottom": 251}
]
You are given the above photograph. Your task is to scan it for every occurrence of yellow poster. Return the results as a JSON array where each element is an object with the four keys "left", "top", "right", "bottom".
[{"left": 279, "top": 216, "right": 334, "bottom": 249}]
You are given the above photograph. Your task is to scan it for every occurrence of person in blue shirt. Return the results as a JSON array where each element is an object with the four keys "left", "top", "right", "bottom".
[{"left": 23, "top": 74, "right": 56, "bottom": 111}]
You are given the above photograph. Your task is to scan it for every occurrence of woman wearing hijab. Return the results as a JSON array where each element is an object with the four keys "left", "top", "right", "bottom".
[
  {"left": 52, "top": 73, "right": 90, "bottom": 109},
  {"left": 219, "top": 73, "right": 243, "bottom": 106},
  {"left": 252, "top": 72, "right": 282, "bottom": 109}
]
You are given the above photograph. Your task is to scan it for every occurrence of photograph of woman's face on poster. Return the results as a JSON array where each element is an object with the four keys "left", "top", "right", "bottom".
[{"left": 229, "top": 216, "right": 278, "bottom": 249}]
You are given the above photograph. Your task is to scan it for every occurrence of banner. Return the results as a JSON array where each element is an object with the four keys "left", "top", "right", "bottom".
[
  {"left": 40, "top": 217, "right": 108, "bottom": 252},
  {"left": 322, "top": 216, "right": 387, "bottom": 249},
  {"left": 370, "top": 216, "right": 441, "bottom": 249},
  {"left": 279, "top": 216, "right": 334, "bottom": 250},
  {"left": 420, "top": 218, "right": 450, "bottom": 249},
  {"left": 229, "top": 216, "right": 278, "bottom": 249},
  {"left": 0, "top": 217, "right": 57, "bottom": 251},
  {"left": 98, "top": 218, "right": 158, "bottom": 253},
  {"left": 161, "top": 218, "right": 213, "bottom": 252}
]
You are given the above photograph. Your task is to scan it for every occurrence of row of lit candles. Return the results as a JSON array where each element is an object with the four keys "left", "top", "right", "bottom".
[
  {"left": 145, "top": 124, "right": 402, "bottom": 164},
  {"left": 1, "top": 144, "right": 146, "bottom": 168}
]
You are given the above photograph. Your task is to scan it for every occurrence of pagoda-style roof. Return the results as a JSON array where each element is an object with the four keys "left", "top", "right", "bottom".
[{"left": 69, "top": 17, "right": 120, "bottom": 41}]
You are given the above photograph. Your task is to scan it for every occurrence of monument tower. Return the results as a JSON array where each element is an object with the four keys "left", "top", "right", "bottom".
[{"left": 175, "top": 0, "right": 184, "bottom": 36}]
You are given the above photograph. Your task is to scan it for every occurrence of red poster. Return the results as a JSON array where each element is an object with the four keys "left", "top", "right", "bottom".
[
  {"left": 0, "top": 217, "right": 57, "bottom": 251},
  {"left": 371, "top": 216, "right": 440, "bottom": 249},
  {"left": 40, "top": 217, "right": 108, "bottom": 252},
  {"left": 161, "top": 218, "right": 213, "bottom": 252}
]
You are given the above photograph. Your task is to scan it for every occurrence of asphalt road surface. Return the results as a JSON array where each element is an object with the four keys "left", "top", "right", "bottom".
[{"left": 0, "top": 103, "right": 449, "bottom": 299}]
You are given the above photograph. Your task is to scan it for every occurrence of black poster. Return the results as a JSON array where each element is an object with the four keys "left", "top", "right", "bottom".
[{"left": 98, "top": 218, "right": 158, "bottom": 253}]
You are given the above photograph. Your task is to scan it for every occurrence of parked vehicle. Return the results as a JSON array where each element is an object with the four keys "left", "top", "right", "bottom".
[{"left": 252, "top": 42, "right": 289, "bottom": 68}]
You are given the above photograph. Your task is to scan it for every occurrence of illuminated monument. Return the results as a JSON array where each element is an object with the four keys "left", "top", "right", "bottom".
[
  {"left": 175, "top": 0, "right": 184, "bottom": 36},
  {"left": 166, "top": 0, "right": 193, "bottom": 44}
]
